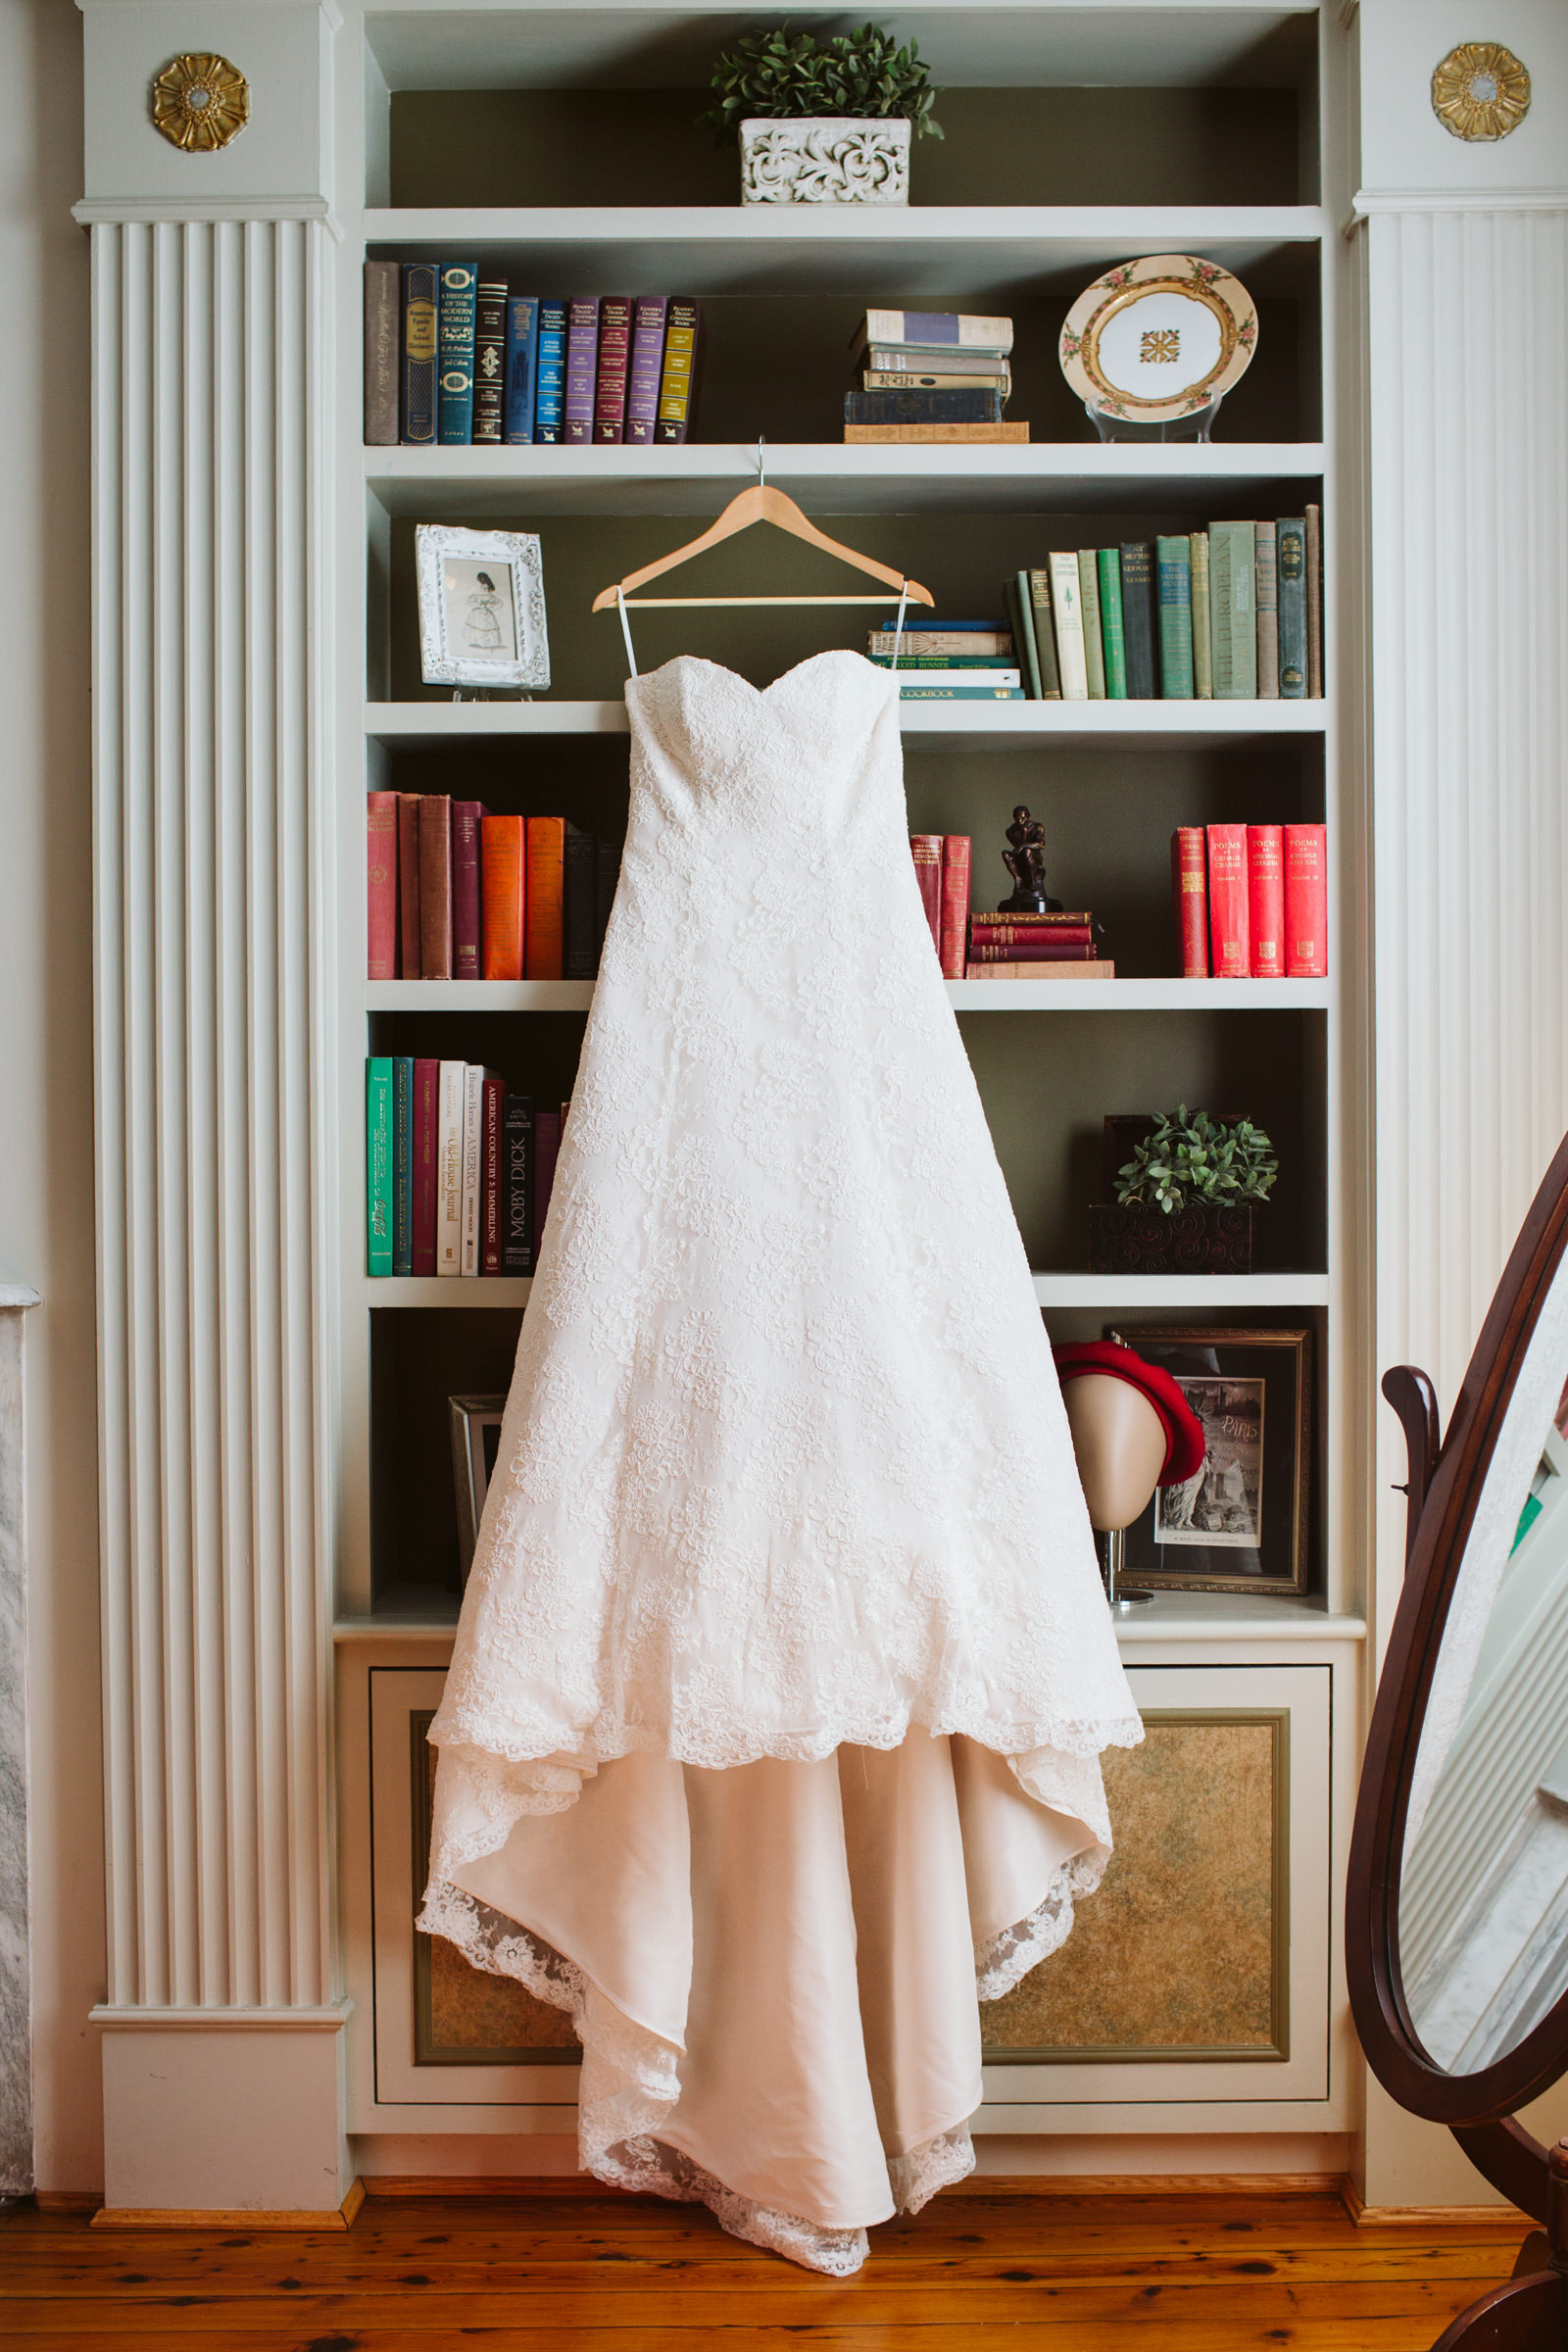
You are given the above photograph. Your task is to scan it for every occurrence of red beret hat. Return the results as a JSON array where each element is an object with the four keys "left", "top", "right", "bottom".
[{"left": 1052, "top": 1341, "right": 1207, "bottom": 1487}]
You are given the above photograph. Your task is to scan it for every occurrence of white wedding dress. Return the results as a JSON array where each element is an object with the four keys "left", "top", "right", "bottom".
[{"left": 421, "top": 651, "right": 1141, "bottom": 2272}]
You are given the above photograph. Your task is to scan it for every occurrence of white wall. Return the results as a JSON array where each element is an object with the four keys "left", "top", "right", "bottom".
[{"left": 0, "top": 0, "right": 105, "bottom": 2193}]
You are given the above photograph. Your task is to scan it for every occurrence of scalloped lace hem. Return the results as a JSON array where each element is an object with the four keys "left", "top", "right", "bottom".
[
  {"left": 974, "top": 1840, "right": 1111, "bottom": 2001},
  {"left": 416, "top": 1877, "right": 975, "bottom": 2275}
]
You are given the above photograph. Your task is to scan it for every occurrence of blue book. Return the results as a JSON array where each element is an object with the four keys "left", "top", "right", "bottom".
[
  {"left": 1155, "top": 534, "right": 1195, "bottom": 700},
  {"left": 534, "top": 298, "right": 567, "bottom": 443},
  {"left": 503, "top": 295, "right": 540, "bottom": 444},
  {"left": 392, "top": 1056, "right": 415, "bottom": 1277},
  {"left": 399, "top": 262, "right": 438, "bottom": 446},
  {"left": 436, "top": 263, "right": 477, "bottom": 445}
]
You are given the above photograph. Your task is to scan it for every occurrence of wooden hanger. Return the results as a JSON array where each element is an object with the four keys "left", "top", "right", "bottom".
[{"left": 591, "top": 446, "right": 933, "bottom": 612}]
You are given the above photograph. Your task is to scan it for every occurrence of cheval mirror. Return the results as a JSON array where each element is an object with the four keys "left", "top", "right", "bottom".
[{"left": 1348, "top": 1126, "right": 1568, "bottom": 2349}]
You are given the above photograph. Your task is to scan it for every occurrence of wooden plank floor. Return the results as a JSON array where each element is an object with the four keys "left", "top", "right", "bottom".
[{"left": 0, "top": 2184, "right": 1532, "bottom": 2350}]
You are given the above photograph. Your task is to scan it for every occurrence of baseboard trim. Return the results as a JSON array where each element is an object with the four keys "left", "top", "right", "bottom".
[
  {"left": 91, "top": 2179, "right": 366, "bottom": 2231},
  {"left": 32, "top": 2190, "right": 103, "bottom": 2215},
  {"left": 362, "top": 2170, "right": 1344, "bottom": 2204}
]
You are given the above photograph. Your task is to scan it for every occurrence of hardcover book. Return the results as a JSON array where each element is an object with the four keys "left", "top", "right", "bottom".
[
  {"left": 363, "top": 260, "right": 400, "bottom": 446},
  {"left": 844, "top": 422, "right": 1029, "bottom": 444},
  {"left": 895, "top": 684, "right": 1024, "bottom": 699},
  {"left": 655, "top": 298, "right": 702, "bottom": 445},
  {"left": 452, "top": 800, "right": 487, "bottom": 980},
  {"left": 861, "top": 368, "right": 1009, "bottom": 392},
  {"left": 1048, "top": 551, "right": 1089, "bottom": 700},
  {"left": 1170, "top": 827, "right": 1209, "bottom": 977},
  {"left": 1254, "top": 521, "right": 1280, "bottom": 701},
  {"left": 366, "top": 1058, "right": 393, "bottom": 1277},
  {"left": 625, "top": 297, "right": 667, "bottom": 447},
  {"left": 564, "top": 821, "right": 597, "bottom": 980},
  {"left": 1304, "top": 505, "right": 1323, "bottom": 698},
  {"left": 1190, "top": 531, "right": 1213, "bottom": 699},
  {"left": 480, "top": 813, "right": 525, "bottom": 980},
  {"left": 1155, "top": 535, "right": 1195, "bottom": 700},
  {"left": 471, "top": 278, "right": 508, "bottom": 444},
  {"left": 534, "top": 298, "right": 567, "bottom": 443},
  {"left": 435, "top": 1061, "right": 466, "bottom": 1276},
  {"left": 533, "top": 1107, "right": 562, "bottom": 1253},
  {"left": 1208, "top": 520, "right": 1258, "bottom": 699},
  {"left": 1276, "top": 518, "right": 1308, "bottom": 698},
  {"left": 397, "top": 794, "right": 422, "bottom": 979},
  {"left": 1077, "top": 552, "right": 1106, "bottom": 699},
  {"left": 367, "top": 791, "right": 398, "bottom": 979},
  {"left": 938, "top": 836, "right": 970, "bottom": 980},
  {"left": 480, "top": 1075, "right": 507, "bottom": 1275},
  {"left": 412, "top": 1058, "right": 439, "bottom": 1277},
  {"left": 844, "top": 389, "right": 1004, "bottom": 426},
  {"left": 593, "top": 296, "right": 633, "bottom": 445},
  {"left": 861, "top": 346, "right": 1010, "bottom": 374},
  {"left": 502, "top": 1095, "right": 535, "bottom": 1274},
  {"left": 1097, "top": 549, "right": 1128, "bottom": 699},
  {"left": 1118, "top": 543, "right": 1157, "bottom": 700},
  {"left": 968, "top": 912, "right": 1092, "bottom": 935},
  {"left": 1284, "top": 824, "right": 1328, "bottom": 976},
  {"left": 417, "top": 794, "right": 454, "bottom": 980},
  {"left": 1247, "top": 824, "right": 1285, "bottom": 978},
  {"left": 392, "top": 1055, "right": 415, "bottom": 1276},
  {"left": 594, "top": 837, "right": 621, "bottom": 959},
  {"left": 964, "top": 960, "right": 1114, "bottom": 980},
  {"left": 436, "top": 264, "right": 477, "bottom": 445},
  {"left": 503, "top": 294, "right": 539, "bottom": 443},
  {"left": 460, "top": 1063, "right": 486, "bottom": 1276},
  {"left": 399, "top": 262, "right": 439, "bottom": 447},
  {"left": 856, "top": 311, "right": 1012, "bottom": 354},
  {"left": 1205, "top": 823, "right": 1250, "bottom": 977},
  {"left": 1024, "top": 571, "right": 1061, "bottom": 698},
  {"left": 564, "top": 297, "right": 601, "bottom": 446},
  {"left": 524, "top": 815, "right": 566, "bottom": 980},
  {"left": 967, "top": 938, "right": 1102, "bottom": 963},
  {"left": 909, "top": 834, "right": 942, "bottom": 952},
  {"left": 869, "top": 628, "right": 1011, "bottom": 659}
]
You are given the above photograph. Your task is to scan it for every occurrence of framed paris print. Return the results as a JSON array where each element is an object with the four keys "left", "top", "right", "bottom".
[{"left": 1105, "top": 1327, "right": 1311, "bottom": 1596}]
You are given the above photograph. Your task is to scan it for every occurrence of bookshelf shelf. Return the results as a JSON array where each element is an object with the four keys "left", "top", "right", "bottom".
[
  {"left": 364, "top": 1272, "right": 1329, "bottom": 1312},
  {"left": 363, "top": 205, "right": 1328, "bottom": 295},
  {"left": 364, "top": 979, "right": 1329, "bottom": 1013},
  {"left": 366, "top": 441, "right": 1328, "bottom": 520},
  {"left": 364, "top": 699, "right": 1328, "bottom": 750}
]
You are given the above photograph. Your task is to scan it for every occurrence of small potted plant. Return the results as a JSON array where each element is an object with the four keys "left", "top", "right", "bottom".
[
  {"left": 1089, "top": 1106, "right": 1279, "bottom": 1275},
  {"left": 699, "top": 23, "right": 943, "bottom": 207}
]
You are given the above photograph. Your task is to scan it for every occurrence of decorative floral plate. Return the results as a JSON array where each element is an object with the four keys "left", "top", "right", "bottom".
[{"left": 1058, "top": 254, "right": 1258, "bottom": 422}]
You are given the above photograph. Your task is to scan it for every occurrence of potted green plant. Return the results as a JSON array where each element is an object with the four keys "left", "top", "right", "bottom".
[
  {"left": 1089, "top": 1106, "right": 1279, "bottom": 1275},
  {"left": 699, "top": 24, "right": 943, "bottom": 207}
]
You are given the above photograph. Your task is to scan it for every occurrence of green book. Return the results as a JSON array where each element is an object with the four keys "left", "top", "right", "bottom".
[
  {"left": 1004, "top": 575, "right": 1041, "bottom": 699},
  {"left": 1026, "top": 569, "right": 1063, "bottom": 698},
  {"left": 1155, "top": 534, "right": 1195, "bottom": 699},
  {"left": 1276, "top": 517, "right": 1308, "bottom": 698},
  {"left": 1076, "top": 551, "right": 1106, "bottom": 699},
  {"left": 1190, "top": 531, "right": 1213, "bottom": 699},
  {"left": 366, "top": 1056, "right": 394, "bottom": 1277},
  {"left": 1209, "top": 519, "right": 1258, "bottom": 699},
  {"left": 1097, "top": 548, "right": 1128, "bottom": 699}
]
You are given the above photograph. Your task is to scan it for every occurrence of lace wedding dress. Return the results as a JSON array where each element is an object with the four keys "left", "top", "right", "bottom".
[{"left": 421, "top": 651, "right": 1141, "bottom": 2272}]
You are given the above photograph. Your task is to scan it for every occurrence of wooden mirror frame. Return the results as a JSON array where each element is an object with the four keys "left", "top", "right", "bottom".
[{"left": 1348, "top": 1125, "right": 1568, "bottom": 2193}]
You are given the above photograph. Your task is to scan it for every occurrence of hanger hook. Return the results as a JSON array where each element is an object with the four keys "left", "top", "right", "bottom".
[{"left": 756, "top": 435, "right": 766, "bottom": 489}]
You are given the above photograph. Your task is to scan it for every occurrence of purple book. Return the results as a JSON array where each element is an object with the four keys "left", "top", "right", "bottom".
[
  {"left": 532, "top": 1108, "right": 562, "bottom": 1253},
  {"left": 564, "top": 297, "right": 600, "bottom": 447},
  {"left": 452, "top": 800, "right": 487, "bottom": 980},
  {"left": 625, "top": 297, "right": 667, "bottom": 448}
]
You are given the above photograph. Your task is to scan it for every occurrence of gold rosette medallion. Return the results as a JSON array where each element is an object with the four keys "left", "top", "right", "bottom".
[
  {"left": 1431, "top": 42, "right": 1531, "bottom": 142},
  {"left": 151, "top": 53, "right": 250, "bottom": 153}
]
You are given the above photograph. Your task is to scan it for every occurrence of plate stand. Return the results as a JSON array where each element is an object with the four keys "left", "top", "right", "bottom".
[{"left": 1085, "top": 394, "right": 1224, "bottom": 445}]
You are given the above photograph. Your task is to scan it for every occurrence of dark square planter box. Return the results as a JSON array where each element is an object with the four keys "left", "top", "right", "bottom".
[{"left": 1088, "top": 1201, "right": 1255, "bottom": 1275}]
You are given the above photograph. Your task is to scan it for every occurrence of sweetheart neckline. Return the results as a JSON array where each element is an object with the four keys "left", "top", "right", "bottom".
[{"left": 627, "top": 650, "right": 894, "bottom": 700}]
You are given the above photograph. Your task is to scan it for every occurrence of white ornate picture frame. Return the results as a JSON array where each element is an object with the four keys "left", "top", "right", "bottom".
[{"left": 416, "top": 525, "right": 550, "bottom": 690}]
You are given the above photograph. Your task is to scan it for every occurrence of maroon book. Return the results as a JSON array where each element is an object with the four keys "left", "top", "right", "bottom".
[
  {"left": 532, "top": 1107, "right": 562, "bottom": 1254},
  {"left": 417, "top": 795, "right": 453, "bottom": 979},
  {"left": 367, "top": 792, "right": 398, "bottom": 979},
  {"left": 397, "top": 795, "right": 422, "bottom": 979},
  {"left": 938, "top": 836, "right": 970, "bottom": 981},
  {"left": 593, "top": 296, "right": 633, "bottom": 445},
  {"left": 480, "top": 1075, "right": 507, "bottom": 1274},
  {"left": 625, "top": 297, "right": 667, "bottom": 448},
  {"left": 411, "top": 1057, "right": 439, "bottom": 1276},
  {"left": 452, "top": 800, "right": 487, "bottom": 980},
  {"left": 966, "top": 938, "right": 1102, "bottom": 963},
  {"left": 909, "top": 835, "right": 941, "bottom": 953},
  {"left": 967, "top": 918, "right": 1094, "bottom": 946}
]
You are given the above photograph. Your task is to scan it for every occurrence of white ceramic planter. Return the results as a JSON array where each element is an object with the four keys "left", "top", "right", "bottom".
[{"left": 739, "top": 117, "right": 911, "bottom": 206}]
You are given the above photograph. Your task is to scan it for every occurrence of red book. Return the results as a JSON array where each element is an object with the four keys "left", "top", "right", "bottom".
[
  {"left": 411, "top": 1057, "right": 439, "bottom": 1276},
  {"left": 968, "top": 912, "right": 1092, "bottom": 934},
  {"left": 397, "top": 795, "right": 422, "bottom": 979},
  {"left": 418, "top": 795, "right": 453, "bottom": 980},
  {"left": 1284, "top": 823, "right": 1328, "bottom": 977},
  {"left": 1205, "top": 824, "right": 1250, "bottom": 978},
  {"left": 524, "top": 816, "right": 565, "bottom": 980},
  {"left": 1170, "top": 827, "right": 1208, "bottom": 978},
  {"left": 480, "top": 1075, "right": 507, "bottom": 1274},
  {"left": 533, "top": 1107, "right": 562, "bottom": 1253},
  {"left": 1247, "top": 824, "right": 1285, "bottom": 978},
  {"left": 593, "top": 296, "right": 633, "bottom": 446},
  {"left": 968, "top": 918, "right": 1094, "bottom": 948},
  {"left": 966, "top": 938, "right": 1102, "bottom": 963},
  {"left": 481, "top": 813, "right": 525, "bottom": 979},
  {"left": 938, "top": 835, "right": 970, "bottom": 981},
  {"left": 452, "top": 800, "right": 487, "bottom": 979},
  {"left": 909, "top": 834, "right": 942, "bottom": 953},
  {"left": 367, "top": 792, "right": 398, "bottom": 979}
]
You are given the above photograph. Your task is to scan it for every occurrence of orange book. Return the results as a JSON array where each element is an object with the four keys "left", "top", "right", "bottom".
[
  {"left": 524, "top": 816, "right": 565, "bottom": 980},
  {"left": 481, "top": 814, "right": 525, "bottom": 980}
]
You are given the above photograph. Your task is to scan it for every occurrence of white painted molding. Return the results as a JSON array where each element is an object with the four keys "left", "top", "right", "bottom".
[
  {"left": 90, "top": 218, "right": 334, "bottom": 2030},
  {"left": 1, "top": 1297, "right": 39, "bottom": 2195},
  {"left": 74, "top": 196, "right": 340, "bottom": 231},
  {"left": 91, "top": 2001, "right": 352, "bottom": 2030},
  {"left": 1353, "top": 190, "right": 1568, "bottom": 214},
  {"left": 0, "top": 1288, "right": 40, "bottom": 1310}
]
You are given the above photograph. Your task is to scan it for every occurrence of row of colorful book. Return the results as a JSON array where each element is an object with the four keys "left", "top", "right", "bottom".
[
  {"left": 1171, "top": 823, "right": 1328, "bottom": 978},
  {"left": 364, "top": 266, "right": 703, "bottom": 447},
  {"left": 366, "top": 796, "right": 619, "bottom": 982},
  {"left": 998, "top": 517, "right": 1325, "bottom": 702},
  {"left": 366, "top": 1058, "right": 564, "bottom": 1278},
  {"left": 909, "top": 836, "right": 1114, "bottom": 979},
  {"left": 844, "top": 309, "right": 1026, "bottom": 445}
]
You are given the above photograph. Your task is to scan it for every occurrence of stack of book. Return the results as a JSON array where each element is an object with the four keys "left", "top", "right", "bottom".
[
  {"left": 366, "top": 1058, "right": 567, "bottom": 1279},
  {"left": 909, "top": 836, "right": 1114, "bottom": 979},
  {"left": 845, "top": 311, "right": 1025, "bottom": 445},
  {"left": 367, "top": 797, "right": 620, "bottom": 982},
  {"left": 869, "top": 616, "right": 1022, "bottom": 701},
  {"left": 365, "top": 267, "right": 703, "bottom": 447},
  {"left": 1004, "top": 515, "right": 1324, "bottom": 701},
  {"left": 1171, "top": 823, "right": 1327, "bottom": 978}
]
